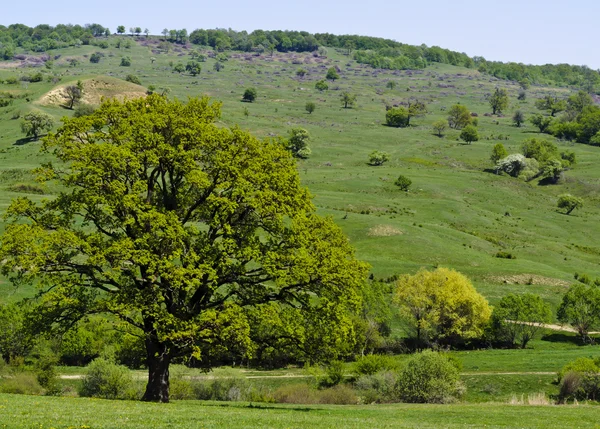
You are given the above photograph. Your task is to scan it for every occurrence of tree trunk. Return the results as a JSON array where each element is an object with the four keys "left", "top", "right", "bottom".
[{"left": 142, "top": 336, "right": 171, "bottom": 403}]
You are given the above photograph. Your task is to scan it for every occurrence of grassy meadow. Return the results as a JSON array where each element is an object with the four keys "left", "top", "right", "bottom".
[{"left": 1, "top": 34, "right": 600, "bottom": 425}]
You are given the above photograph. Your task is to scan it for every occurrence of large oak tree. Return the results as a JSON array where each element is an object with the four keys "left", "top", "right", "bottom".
[{"left": 0, "top": 95, "right": 368, "bottom": 402}]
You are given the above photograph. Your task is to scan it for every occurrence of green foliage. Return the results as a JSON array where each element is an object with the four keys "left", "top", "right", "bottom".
[
  {"left": 368, "top": 151, "right": 389, "bottom": 166},
  {"left": 0, "top": 95, "right": 368, "bottom": 402},
  {"left": 386, "top": 81, "right": 396, "bottom": 90},
  {"left": 340, "top": 92, "right": 357, "bottom": 108},
  {"left": 557, "top": 194, "right": 583, "bottom": 215},
  {"left": 286, "top": 127, "right": 311, "bottom": 159},
  {"left": 460, "top": 125, "right": 479, "bottom": 144},
  {"left": 490, "top": 143, "right": 508, "bottom": 164},
  {"left": 242, "top": 87, "right": 257, "bottom": 102},
  {"left": 491, "top": 293, "right": 552, "bottom": 348},
  {"left": 395, "top": 350, "right": 464, "bottom": 403},
  {"left": 0, "top": 372, "right": 44, "bottom": 395},
  {"left": 447, "top": 104, "right": 471, "bottom": 129},
  {"left": 354, "top": 354, "right": 399, "bottom": 376},
  {"left": 186, "top": 61, "right": 201, "bottom": 76},
  {"left": 394, "top": 175, "right": 412, "bottom": 191},
  {"left": 315, "top": 80, "right": 328, "bottom": 92},
  {"left": 385, "top": 107, "right": 409, "bottom": 127},
  {"left": 120, "top": 56, "right": 131, "bottom": 66},
  {"left": 535, "top": 95, "right": 566, "bottom": 117},
  {"left": 125, "top": 74, "right": 142, "bottom": 85},
  {"left": 557, "top": 283, "right": 600, "bottom": 340},
  {"left": 326, "top": 67, "right": 339, "bottom": 81},
  {"left": 0, "top": 304, "right": 33, "bottom": 362},
  {"left": 494, "top": 251, "right": 515, "bottom": 259},
  {"left": 558, "top": 358, "right": 600, "bottom": 402},
  {"left": 354, "top": 370, "right": 398, "bottom": 403},
  {"left": 393, "top": 267, "right": 491, "bottom": 346},
  {"left": 79, "top": 358, "right": 134, "bottom": 400},
  {"left": 20, "top": 111, "right": 54, "bottom": 140},
  {"left": 296, "top": 68, "right": 307, "bottom": 78},
  {"left": 432, "top": 120, "right": 447, "bottom": 137},
  {"left": 305, "top": 102, "right": 316, "bottom": 114},
  {"left": 89, "top": 52, "right": 102, "bottom": 63},
  {"left": 529, "top": 114, "right": 554, "bottom": 133},
  {"left": 521, "top": 138, "right": 559, "bottom": 164},
  {"left": 73, "top": 104, "right": 96, "bottom": 118},
  {"left": 488, "top": 88, "right": 509, "bottom": 115}
]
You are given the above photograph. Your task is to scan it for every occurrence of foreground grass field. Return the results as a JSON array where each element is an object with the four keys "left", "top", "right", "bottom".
[{"left": 1, "top": 393, "right": 600, "bottom": 429}]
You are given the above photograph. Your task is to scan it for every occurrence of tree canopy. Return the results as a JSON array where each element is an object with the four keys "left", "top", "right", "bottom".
[{"left": 0, "top": 95, "right": 369, "bottom": 403}]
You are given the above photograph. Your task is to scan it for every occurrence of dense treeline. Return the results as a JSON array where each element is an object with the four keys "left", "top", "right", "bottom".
[
  {"left": 477, "top": 59, "right": 600, "bottom": 90},
  {"left": 0, "top": 23, "right": 109, "bottom": 58}
]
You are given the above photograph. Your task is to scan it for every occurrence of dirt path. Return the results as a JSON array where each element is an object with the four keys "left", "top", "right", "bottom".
[{"left": 507, "top": 320, "right": 600, "bottom": 335}]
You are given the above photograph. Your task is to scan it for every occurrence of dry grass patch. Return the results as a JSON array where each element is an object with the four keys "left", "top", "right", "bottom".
[
  {"left": 367, "top": 225, "right": 403, "bottom": 237},
  {"left": 486, "top": 274, "right": 570, "bottom": 287}
]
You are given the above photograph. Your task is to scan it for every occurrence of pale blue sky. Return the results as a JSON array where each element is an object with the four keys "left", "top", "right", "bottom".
[{"left": 3, "top": 0, "right": 599, "bottom": 68}]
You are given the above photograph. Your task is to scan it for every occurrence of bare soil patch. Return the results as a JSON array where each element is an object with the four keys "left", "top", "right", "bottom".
[{"left": 38, "top": 76, "right": 146, "bottom": 107}]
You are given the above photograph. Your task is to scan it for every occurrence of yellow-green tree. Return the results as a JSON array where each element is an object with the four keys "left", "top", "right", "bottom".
[
  {"left": 0, "top": 95, "right": 368, "bottom": 402},
  {"left": 394, "top": 267, "right": 491, "bottom": 346}
]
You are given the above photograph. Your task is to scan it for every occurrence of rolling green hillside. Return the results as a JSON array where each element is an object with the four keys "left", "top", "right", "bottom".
[{"left": 0, "top": 35, "right": 598, "bottom": 308}]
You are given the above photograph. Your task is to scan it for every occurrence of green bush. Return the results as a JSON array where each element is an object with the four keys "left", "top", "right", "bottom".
[
  {"left": 394, "top": 175, "right": 412, "bottom": 191},
  {"left": 79, "top": 358, "right": 132, "bottom": 399},
  {"left": 120, "top": 56, "right": 131, "bottom": 67},
  {"left": 318, "top": 385, "right": 358, "bottom": 404},
  {"left": 0, "top": 372, "right": 44, "bottom": 395},
  {"left": 354, "top": 354, "right": 399, "bottom": 376},
  {"left": 274, "top": 383, "right": 317, "bottom": 404},
  {"left": 395, "top": 350, "right": 464, "bottom": 403},
  {"left": 73, "top": 104, "right": 96, "bottom": 118},
  {"left": 125, "top": 74, "right": 142, "bottom": 85},
  {"left": 494, "top": 251, "right": 516, "bottom": 259},
  {"left": 242, "top": 87, "right": 257, "bottom": 102},
  {"left": 368, "top": 151, "right": 389, "bottom": 166},
  {"left": 193, "top": 375, "right": 250, "bottom": 401},
  {"left": 354, "top": 370, "right": 398, "bottom": 403},
  {"left": 386, "top": 107, "right": 409, "bottom": 128},
  {"left": 558, "top": 358, "right": 600, "bottom": 401}
]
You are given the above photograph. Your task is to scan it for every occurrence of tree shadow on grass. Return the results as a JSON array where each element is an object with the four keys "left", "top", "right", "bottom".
[
  {"left": 207, "top": 402, "right": 314, "bottom": 412},
  {"left": 541, "top": 333, "right": 586, "bottom": 346},
  {"left": 14, "top": 136, "right": 37, "bottom": 146}
]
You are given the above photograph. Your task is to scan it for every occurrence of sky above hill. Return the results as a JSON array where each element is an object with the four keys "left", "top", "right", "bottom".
[{"left": 4, "top": 0, "right": 599, "bottom": 69}]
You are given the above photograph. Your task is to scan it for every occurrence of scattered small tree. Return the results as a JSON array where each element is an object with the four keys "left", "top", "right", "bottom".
[
  {"left": 447, "top": 104, "right": 471, "bottom": 129},
  {"left": 213, "top": 62, "right": 223, "bottom": 72},
  {"left": 173, "top": 63, "right": 184, "bottom": 74},
  {"left": 286, "top": 128, "right": 311, "bottom": 159},
  {"left": 530, "top": 114, "right": 554, "bottom": 133},
  {"left": 535, "top": 95, "right": 566, "bottom": 117},
  {"left": 341, "top": 92, "right": 357, "bottom": 109},
  {"left": 315, "top": 80, "right": 328, "bottom": 92},
  {"left": 394, "top": 175, "right": 412, "bottom": 191},
  {"left": 489, "top": 87, "right": 509, "bottom": 115},
  {"left": 368, "top": 151, "right": 389, "bottom": 166},
  {"left": 89, "top": 53, "right": 102, "bottom": 63},
  {"left": 432, "top": 120, "right": 447, "bottom": 137},
  {"left": 557, "top": 194, "right": 583, "bottom": 215},
  {"left": 185, "top": 61, "right": 201, "bottom": 76},
  {"left": 557, "top": 283, "right": 600, "bottom": 342},
  {"left": 120, "top": 57, "right": 131, "bottom": 67},
  {"left": 386, "top": 81, "right": 396, "bottom": 90},
  {"left": 117, "top": 26, "right": 125, "bottom": 35},
  {"left": 385, "top": 107, "right": 409, "bottom": 128},
  {"left": 64, "top": 85, "right": 82, "bottom": 109},
  {"left": 20, "top": 112, "right": 54, "bottom": 140},
  {"left": 490, "top": 143, "right": 508, "bottom": 164},
  {"left": 460, "top": 125, "right": 479, "bottom": 144},
  {"left": 125, "top": 74, "right": 142, "bottom": 85},
  {"left": 491, "top": 293, "right": 552, "bottom": 348},
  {"left": 326, "top": 67, "right": 339, "bottom": 82},
  {"left": 242, "top": 87, "right": 257, "bottom": 102},
  {"left": 305, "top": 102, "right": 316, "bottom": 114},
  {"left": 517, "top": 90, "right": 527, "bottom": 101},
  {"left": 296, "top": 68, "right": 307, "bottom": 78},
  {"left": 512, "top": 110, "right": 525, "bottom": 127}
]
